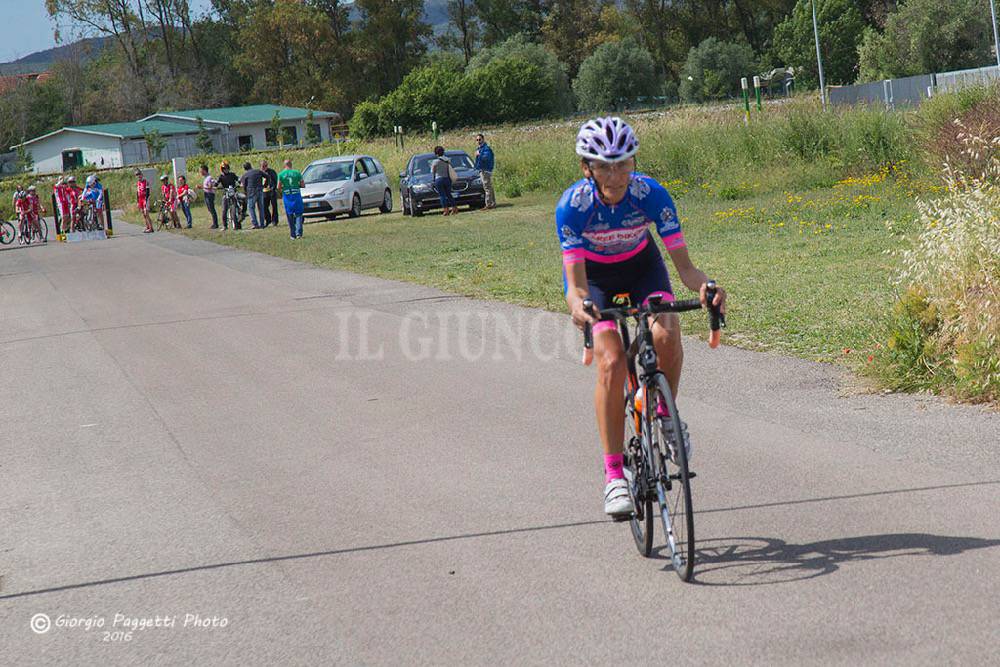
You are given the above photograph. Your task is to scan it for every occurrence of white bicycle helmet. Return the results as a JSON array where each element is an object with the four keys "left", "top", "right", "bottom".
[
  {"left": 575, "top": 116, "right": 639, "bottom": 163},
  {"left": 86, "top": 174, "right": 97, "bottom": 186}
]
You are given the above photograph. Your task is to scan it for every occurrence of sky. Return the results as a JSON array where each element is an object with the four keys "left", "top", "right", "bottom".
[{"left": 5, "top": 0, "right": 214, "bottom": 63}]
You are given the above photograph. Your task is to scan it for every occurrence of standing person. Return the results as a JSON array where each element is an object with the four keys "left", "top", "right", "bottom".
[
  {"left": 65, "top": 176, "right": 82, "bottom": 231},
  {"left": 216, "top": 161, "right": 240, "bottom": 230},
  {"left": 239, "top": 161, "right": 265, "bottom": 229},
  {"left": 176, "top": 175, "right": 194, "bottom": 228},
  {"left": 197, "top": 164, "right": 219, "bottom": 229},
  {"left": 261, "top": 160, "right": 279, "bottom": 228},
  {"left": 277, "top": 158, "right": 305, "bottom": 239},
  {"left": 474, "top": 133, "right": 496, "bottom": 209},
  {"left": 430, "top": 146, "right": 458, "bottom": 216},
  {"left": 25, "top": 185, "right": 45, "bottom": 241},
  {"left": 135, "top": 170, "right": 153, "bottom": 233},
  {"left": 53, "top": 178, "right": 72, "bottom": 236},
  {"left": 159, "top": 175, "right": 180, "bottom": 229}
]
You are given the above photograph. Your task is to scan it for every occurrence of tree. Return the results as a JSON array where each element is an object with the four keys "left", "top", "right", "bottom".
[
  {"left": 354, "top": 0, "right": 431, "bottom": 97},
  {"left": 771, "top": 0, "right": 866, "bottom": 87},
  {"left": 441, "top": 0, "right": 480, "bottom": 65},
  {"left": 472, "top": 0, "right": 545, "bottom": 45},
  {"left": 271, "top": 110, "right": 283, "bottom": 148},
  {"left": 466, "top": 56, "right": 554, "bottom": 122},
  {"left": 573, "top": 38, "right": 660, "bottom": 110},
  {"left": 196, "top": 116, "right": 214, "bottom": 153},
  {"left": 467, "top": 34, "right": 574, "bottom": 113},
  {"left": 143, "top": 128, "right": 167, "bottom": 161},
  {"left": 542, "top": 0, "right": 612, "bottom": 79},
  {"left": 857, "top": 0, "right": 994, "bottom": 81},
  {"left": 679, "top": 37, "right": 756, "bottom": 102},
  {"left": 306, "top": 109, "right": 322, "bottom": 144},
  {"left": 16, "top": 141, "right": 34, "bottom": 173},
  {"left": 379, "top": 57, "right": 473, "bottom": 132}
]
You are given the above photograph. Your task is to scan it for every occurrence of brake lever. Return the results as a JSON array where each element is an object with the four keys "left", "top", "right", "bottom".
[
  {"left": 582, "top": 298, "right": 595, "bottom": 365},
  {"left": 705, "top": 280, "right": 725, "bottom": 349}
]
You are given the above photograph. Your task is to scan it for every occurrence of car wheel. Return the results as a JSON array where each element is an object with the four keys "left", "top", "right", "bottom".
[
  {"left": 402, "top": 195, "right": 410, "bottom": 216},
  {"left": 412, "top": 204, "right": 423, "bottom": 217},
  {"left": 379, "top": 189, "right": 393, "bottom": 214},
  {"left": 325, "top": 214, "right": 338, "bottom": 221},
  {"left": 349, "top": 193, "right": 361, "bottom": 218}
]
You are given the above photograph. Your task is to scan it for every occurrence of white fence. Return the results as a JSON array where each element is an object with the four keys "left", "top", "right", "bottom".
[{"left": 829, "top": 64, "right": 1000, "bottom": 109}]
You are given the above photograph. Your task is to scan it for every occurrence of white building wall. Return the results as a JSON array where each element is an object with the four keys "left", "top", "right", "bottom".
[{"left": 26, "top": 131, "right": 124, "bottom": 175}]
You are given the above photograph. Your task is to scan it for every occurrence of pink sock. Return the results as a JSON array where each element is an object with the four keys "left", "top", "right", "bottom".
[
  {"left": 656, "top": 398, "right": 669, "bottom": 417},
  {"left": 604, "top": 453, "right": 624, "bottom": 482}
]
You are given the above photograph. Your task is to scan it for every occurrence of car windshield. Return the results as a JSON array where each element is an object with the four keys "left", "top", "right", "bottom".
[
  {"left": 303, "top": 161, "right": 352, "bottom": 184},
  {"left": 411, "top": 153, "right": 474, "bottom": 175}
]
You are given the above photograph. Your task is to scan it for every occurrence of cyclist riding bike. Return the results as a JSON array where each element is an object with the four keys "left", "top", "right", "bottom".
[{"left": 557, "top": 116, "right": 726, "bottom": 517}]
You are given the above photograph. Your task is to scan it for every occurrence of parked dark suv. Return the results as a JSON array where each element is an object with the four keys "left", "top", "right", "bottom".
[{"left": 399, "top": 150, "right": 486, "bottom": 216}]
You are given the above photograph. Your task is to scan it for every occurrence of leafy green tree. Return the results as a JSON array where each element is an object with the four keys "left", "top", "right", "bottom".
[
  {"left": 472, "top": 0, "right": 545, "bottom": 46},
  {"left": 271, "top": 110, "right": 283, "bottom": 148},
  {"left": 679, "top": 38, "right": 756, "bottom": 102},
  {"left": 354, "top": 0, "right": 432, "bottom": 97},
  {"left": 467, "top": 34, "right": 574, "bottom": 113},
  {"left": 771, "top": 0, "right": 866, "bottom": 87},
  {"left": 857, "top": 0, "right": 994, "bottom": 81},
  {"left": 195, "top": 116, "right": 214, "bottom": 153},
  {"left": 15, "top": 141, "right": 34, "bottom": 173},
  {"left": 440, "top": 0, "right": 480, "bottom": 65},
  {"left": 348, "top": 100, "right": 385, "bottom": 139},
  {"left": 143, "top": 128, "right": 167, "bottom": 161},
  {"left": 379, "top": 57, "right": 473, "bottom": 132},
  {"left": 573, "top": 38, "right": 660, "bottom": 110},
  {"left": 306, "top": 109, "right": 322, "bottom": 144}
]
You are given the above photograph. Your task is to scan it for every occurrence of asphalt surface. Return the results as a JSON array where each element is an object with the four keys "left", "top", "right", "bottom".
[{"left": 2, "top": 218, "right": 998, "bottom": 665}]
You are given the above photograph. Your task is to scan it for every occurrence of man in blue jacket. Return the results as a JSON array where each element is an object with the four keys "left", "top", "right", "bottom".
[{"left": 474, "top": 133, "right": 496, "bottom": 209}]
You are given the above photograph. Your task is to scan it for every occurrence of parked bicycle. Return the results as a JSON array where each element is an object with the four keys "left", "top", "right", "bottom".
[
  {"left": 154, "top": 199, "right": 172, "bottom": 231},
  {"left": 582, "top": 281, "right": 724, "bottom": 581}
]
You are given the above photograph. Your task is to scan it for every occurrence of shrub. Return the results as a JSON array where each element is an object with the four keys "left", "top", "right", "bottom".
[
  {"left": 842, "top": 108, "right": 912, "bottom": 169},
  {"left": 927, "top": 89, "right": 1000, "bottom": 177},
  {"left": 876, "top": 128, "right": 1000, "bottom": 402},
  {"left": 467, "top": 34, "right": 574, "bottom": 114},
  {"left": 466, "top": 56, "right": 553, "bottom": 123},
  {"left": 679, "top": 38, "right": 755, "bottom": 103},
  {"left": 349, "top": 100, "right": 385, "bottom": 139},
  {"left": 782, "top": 108, "right": 837, "bottom": 160},
  {"left": 573, "top": 38, "right": 660, "bottom": 111}
]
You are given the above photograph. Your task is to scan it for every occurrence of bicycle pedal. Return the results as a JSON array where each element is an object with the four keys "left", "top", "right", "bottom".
[{"left": 610, "top": 513, "right": 632, "bottom": 523}]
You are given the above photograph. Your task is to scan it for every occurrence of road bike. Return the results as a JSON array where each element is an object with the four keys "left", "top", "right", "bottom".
[
  {"left": 79, "top": 200, "right": 104, "bottom": 232},
  {"left": 18, "top": 213, "right": 48, "bottom": 245},
  {"left": 583, "top": 282, "right": 724, "bottom": 581},
  {"left": 1, "top": 219, "right": 16, "bottom": 245},
  {"left": 155, "top": 199, "right": 173, "bottom": 231}
]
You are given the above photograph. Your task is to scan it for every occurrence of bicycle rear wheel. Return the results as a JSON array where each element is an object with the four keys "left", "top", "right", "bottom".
[
  {"left": 652, "top": 374, "right": 695, "bottom": 581},
  {"left": 34, "top": 218, "right": 48, "bottom": 243},
  {"left": 1, "top": 221, "right": 14, "bottom": 245}
]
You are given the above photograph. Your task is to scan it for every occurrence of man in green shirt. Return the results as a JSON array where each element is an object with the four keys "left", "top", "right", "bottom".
[{"left": 278, "top": 158, "right": 305, "bottom": 239}]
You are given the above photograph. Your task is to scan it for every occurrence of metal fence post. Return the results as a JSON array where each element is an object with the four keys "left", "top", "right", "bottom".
[{"left": 104, "top": 188, "right": 113, "bottom": 236}]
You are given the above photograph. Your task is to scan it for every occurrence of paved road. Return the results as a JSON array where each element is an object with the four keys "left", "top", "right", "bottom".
[{"left": 2, "top": 220, "right": 998, "bottom": 665}]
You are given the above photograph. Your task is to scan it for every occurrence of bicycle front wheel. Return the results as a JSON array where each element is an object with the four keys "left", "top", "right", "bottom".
[
  {"left": 652, "top": 374, "right": 695, "bottom": 581},
  {"left": 0, "top": 221, "right": 14, "bottom": 245},
  {"left": 35, "top": 218, "right": 48, "bottom": 242},
  {"left": 623, "top": 384, "right": 653, "bottom": 557}
]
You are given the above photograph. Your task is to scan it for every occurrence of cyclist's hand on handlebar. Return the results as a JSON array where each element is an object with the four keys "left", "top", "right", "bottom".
[
  {"left": 570, "top": 297, "right": 598, "bottom": 331},
  {"left": 699, "top": 282, "right": 727, "bottom": 314}
]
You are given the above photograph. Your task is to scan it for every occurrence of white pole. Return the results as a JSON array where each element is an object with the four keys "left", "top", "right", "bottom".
[
  {"left": 811, "top": 0, "right": 827, "bottom": 110},
  {"left": 990, "top": 0, "right": 1000, "bottom": 69}
]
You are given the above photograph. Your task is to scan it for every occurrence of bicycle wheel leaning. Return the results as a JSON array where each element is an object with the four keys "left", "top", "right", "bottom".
[
  {"left": 623, "top": 378, "right": 654, "bottom": 557},
  {"left": 1, "top": 220, "right": 15, "bottom": 245},
  {"left": 34, "top": 218, "right": 48, "bottom": 243},
  {"left": 652, "top": 373, "right": 695, "bottom": 582}
]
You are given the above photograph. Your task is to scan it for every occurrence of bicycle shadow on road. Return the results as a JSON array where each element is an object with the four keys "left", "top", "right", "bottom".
[{"left": 660, "top": 533, "right": 1000, "bottom": 586}]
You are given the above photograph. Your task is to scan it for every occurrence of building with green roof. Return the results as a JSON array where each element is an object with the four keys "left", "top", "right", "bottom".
[{"left": 14, "top": 104, "right": 342, "bottom": 175}]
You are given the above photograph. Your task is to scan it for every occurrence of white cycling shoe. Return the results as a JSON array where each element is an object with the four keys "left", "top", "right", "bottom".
[{"left": 604, "top": 478, "right": 634, "bottom": 516}]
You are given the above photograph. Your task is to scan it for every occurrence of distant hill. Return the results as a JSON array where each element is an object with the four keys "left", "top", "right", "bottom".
[
  {"left": 0, "top": 37, "right": 111, "bottom": 75},
  {"left": 1, "top": 3, "right": 456, "bottom": 75}
]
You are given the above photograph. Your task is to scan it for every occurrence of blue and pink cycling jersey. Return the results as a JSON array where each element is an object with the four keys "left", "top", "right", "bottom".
[
  {"left": 556, "top": 174, "right": 685, "bottom": 266},
  {"left": 557, "top": 174, "right": 685, "bottom": 332}
]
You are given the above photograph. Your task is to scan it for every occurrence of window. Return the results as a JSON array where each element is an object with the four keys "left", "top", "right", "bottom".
[
  {"left": 354, "top": 160, "right": 368, "bottom": 178},
  {"left": 238, "top": 135, "right": 253, "bottom": 151},
  {"left": 265, "top": 128, "right": 278, "bottom": 147},
  {"left": 362, "top": 157, "right": 380, "bottom": 175},
  {"left": 307, "top": 124, "right": 322, "bottom": 144},
  {"left": 282, "top": 126, "right": 298, "bottom": 146}
]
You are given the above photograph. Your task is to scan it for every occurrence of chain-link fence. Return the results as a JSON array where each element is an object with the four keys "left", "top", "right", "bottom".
[{"left": 829, "top": 65, "right": 1000, "bottom": 109}]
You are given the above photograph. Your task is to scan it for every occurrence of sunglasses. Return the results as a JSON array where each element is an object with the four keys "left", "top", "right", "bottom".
[{"left": 587, "top": 160, "right": 635, "bottom": 176}]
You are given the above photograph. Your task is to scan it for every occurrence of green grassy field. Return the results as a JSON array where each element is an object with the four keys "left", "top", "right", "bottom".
[{"left": 130, "top": 162, "right": 924, "bottom": 366}]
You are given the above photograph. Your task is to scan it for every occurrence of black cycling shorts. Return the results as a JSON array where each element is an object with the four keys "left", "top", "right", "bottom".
[{"left": 583, "top": 235, "right": 674, "bottom": 332}]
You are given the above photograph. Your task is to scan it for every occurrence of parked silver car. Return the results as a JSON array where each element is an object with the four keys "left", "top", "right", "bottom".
[{"left": 300, "top": 155, "right": 393, "bottom": 219}]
